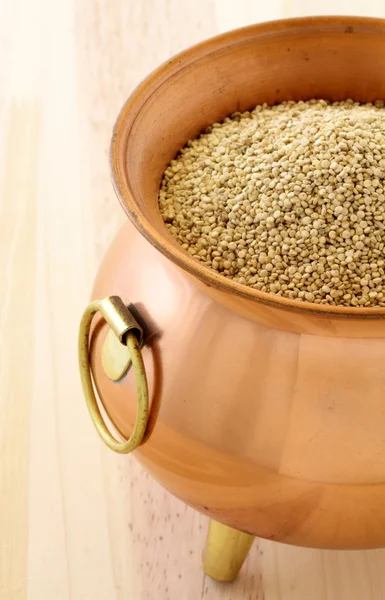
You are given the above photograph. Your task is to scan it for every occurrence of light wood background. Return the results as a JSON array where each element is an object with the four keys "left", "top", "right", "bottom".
[{"left": 2, "top": 1, "right": 385, "bottom": 599}]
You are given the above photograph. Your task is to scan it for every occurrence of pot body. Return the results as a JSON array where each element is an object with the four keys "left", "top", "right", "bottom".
[
  {"left": 88, "top": 17, "right": 385, "bottom": 549},
  {"left": 91, "top": 221, "right": 385, "bottom": 549}
]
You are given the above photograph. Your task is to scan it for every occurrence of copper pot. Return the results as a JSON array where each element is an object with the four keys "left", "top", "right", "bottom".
[{"left": 79, "top": 15, "right": 385, "bottom": 578}]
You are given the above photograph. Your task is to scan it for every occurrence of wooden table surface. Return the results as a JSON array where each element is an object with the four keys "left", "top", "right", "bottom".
[{"left": 2, "top": 1, "right": 385, "bottom": 598}]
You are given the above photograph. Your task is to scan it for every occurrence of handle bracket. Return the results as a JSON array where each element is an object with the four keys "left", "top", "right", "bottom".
[{"left": 78, "top": 296, "right": 149, "bottom": 454}]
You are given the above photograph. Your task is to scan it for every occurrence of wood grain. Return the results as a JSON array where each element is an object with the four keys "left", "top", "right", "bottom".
[{"left": 1, "top": 0, "right": 385, "bottom": 598}]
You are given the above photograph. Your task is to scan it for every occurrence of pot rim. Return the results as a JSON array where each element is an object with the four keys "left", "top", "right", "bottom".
[{"left": 110, "top": 15, "right": 385, "bottom": 320}]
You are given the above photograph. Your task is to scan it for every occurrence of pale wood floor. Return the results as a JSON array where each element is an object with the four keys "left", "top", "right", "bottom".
[{"left": 2, "top": 1, "right": 385, "bottom": 598}]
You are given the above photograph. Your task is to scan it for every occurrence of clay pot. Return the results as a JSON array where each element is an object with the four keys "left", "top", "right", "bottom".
[{"left": 87, "top": 16, "right": 385, "bottom": 550}]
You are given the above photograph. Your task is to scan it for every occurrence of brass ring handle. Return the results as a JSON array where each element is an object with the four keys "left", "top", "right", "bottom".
[{"left": 78, "top": 296, "right": 149, "bottom": 454}]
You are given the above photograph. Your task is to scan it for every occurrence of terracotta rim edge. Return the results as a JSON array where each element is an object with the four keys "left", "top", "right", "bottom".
[{"left": 110, "top": 15, "right": 385, "bottom": 320}]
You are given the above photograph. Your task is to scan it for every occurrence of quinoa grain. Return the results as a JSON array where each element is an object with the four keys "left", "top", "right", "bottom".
[{"left": 159, "top": 99, "right": 385, "bottom": 307}]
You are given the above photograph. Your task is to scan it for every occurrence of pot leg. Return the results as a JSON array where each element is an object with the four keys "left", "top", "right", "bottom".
[{"left": 203, "top": 519, "right": 255, "bottom": 582}]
